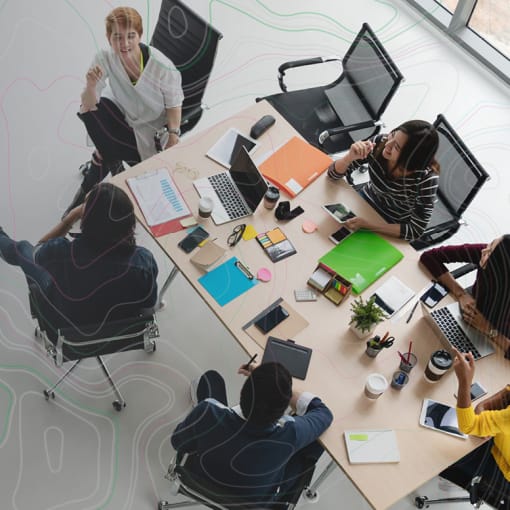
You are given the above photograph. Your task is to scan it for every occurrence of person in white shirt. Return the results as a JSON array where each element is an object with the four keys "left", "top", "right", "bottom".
[{"left": 63, "top": 6, "right": 184, "bottom": 217}]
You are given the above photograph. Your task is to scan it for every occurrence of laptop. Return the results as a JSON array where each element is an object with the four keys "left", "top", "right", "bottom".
[
  {"left": 421, "top": 302, "right": 494, "bottom": 360},
  {"left": 193, "top": 146, "right": 268, "bottom": 225}
]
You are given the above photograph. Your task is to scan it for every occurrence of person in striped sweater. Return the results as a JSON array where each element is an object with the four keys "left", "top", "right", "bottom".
[{"left": 327, "top": 120, "right": 439, "bottom": 241}]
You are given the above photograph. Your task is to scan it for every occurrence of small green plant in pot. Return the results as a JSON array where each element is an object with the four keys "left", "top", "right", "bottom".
[{"left": 349, "top": 295, "right": 386, "bottom": 338}]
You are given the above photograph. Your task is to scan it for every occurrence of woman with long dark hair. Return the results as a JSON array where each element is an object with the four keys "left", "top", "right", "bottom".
[
  {"left": 420, "top": 235, "right": 510, "bottom": 356},
  {"left": 328, "top": 119, "right": 440, "bottom": 241}
]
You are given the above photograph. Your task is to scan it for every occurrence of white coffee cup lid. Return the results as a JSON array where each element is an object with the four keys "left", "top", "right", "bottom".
[
  {"left": 366, "top": 373, "right": 388, "bottom": 392},
  {"left": 199, "top": 196, "right": 214, "bottom": 211}
]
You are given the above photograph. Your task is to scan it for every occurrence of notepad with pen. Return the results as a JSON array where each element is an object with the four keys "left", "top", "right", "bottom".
[{"left": 256, "top": 227, "right": 296, "bottom": 262}]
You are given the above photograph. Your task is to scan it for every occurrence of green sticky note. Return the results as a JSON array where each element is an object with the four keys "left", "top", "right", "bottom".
[{"left": 349, "top": 434, "right": 369, "bottom": 441}]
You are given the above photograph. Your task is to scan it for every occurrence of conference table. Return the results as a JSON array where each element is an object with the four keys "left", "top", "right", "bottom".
[{"left": 112, "top": 101, "right": 506, "bottom": 509}]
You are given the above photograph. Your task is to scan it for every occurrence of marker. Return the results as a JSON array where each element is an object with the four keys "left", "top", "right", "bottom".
[{"left": 406, "top": 300, "right": 419, "bottom": 323}]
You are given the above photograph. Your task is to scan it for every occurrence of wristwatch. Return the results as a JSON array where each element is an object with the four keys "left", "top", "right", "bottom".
[
  {"left": 487, "top": 328, "right": 498, "bottom": 340},
  {"left": 167, "top": 127, "right": 181, "bottom": 137}
]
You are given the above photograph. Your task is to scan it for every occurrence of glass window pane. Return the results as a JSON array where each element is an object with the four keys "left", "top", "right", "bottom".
[
  {"left": 434, "top": 0, "right": 459, "bottom": 13},
  {"left": 469, "top": 1, "right": 510, "bottom": 58}
]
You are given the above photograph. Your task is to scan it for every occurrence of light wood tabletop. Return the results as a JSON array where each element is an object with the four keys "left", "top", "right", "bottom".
[{"left": 112, "top": 100, "right": 507, "bottom": 509}]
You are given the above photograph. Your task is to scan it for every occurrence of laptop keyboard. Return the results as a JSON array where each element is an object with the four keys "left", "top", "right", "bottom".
[
  {"left": 430, "top": 307, "right": 482, "bottom": 360},
  {"left": 208, "top": 173, "right": 250, "bottom": 219}
]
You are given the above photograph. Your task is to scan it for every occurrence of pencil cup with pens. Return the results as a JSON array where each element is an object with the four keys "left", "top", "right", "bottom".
[
  {"left": 391, "top": 342, "right": 416, "bottom": 390},
  {"left": 365, "top": 331, "right": 394, "bottom": 358}
]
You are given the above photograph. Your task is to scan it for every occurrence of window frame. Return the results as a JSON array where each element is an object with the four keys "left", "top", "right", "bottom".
[{"left": 405, "top": 0, "right": 510, "bottom": 85}]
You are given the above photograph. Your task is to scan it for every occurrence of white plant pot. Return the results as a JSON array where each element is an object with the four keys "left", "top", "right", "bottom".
[{"left": 350, "top": 322, "right": 376, "bottom": 339}]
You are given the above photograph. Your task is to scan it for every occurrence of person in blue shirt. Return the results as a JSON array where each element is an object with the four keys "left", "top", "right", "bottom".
[
  {"left": 0, "top": 183, "right": 158, "bottom": 340},
  {"left": 171, "top": 362, "right": 333, "bottom": 507}
]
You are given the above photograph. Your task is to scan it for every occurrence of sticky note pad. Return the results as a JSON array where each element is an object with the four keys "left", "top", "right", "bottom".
[
  {"left": 242, "top": 224, "right": 258, "bottom": 241},
  {"left": 267, "top": 228, "right": 286, "bottom": 244},
  {"left": 349, "top": 434, "right": 368, "bottom": 441}
]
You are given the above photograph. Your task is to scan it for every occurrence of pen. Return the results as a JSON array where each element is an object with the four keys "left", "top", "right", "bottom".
[
  {"left": 242, "top": 353, "right": 258, "bottom": 370},
  {"left": 235, "top": 260, "right": 254, "bottom": 280},
  {"left": 397, "top": 351, "right": 407, "bottom": 363},
  {"left": 406, "top": 300, "right": 419, "bottom": 323},
  {"left": 407, "top": 341, "right": 413, "bottom": 364}
]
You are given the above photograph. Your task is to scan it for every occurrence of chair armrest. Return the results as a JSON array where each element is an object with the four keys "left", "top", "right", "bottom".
[
  {"left": 278, "top": 55, "right": 341, "bottom": 92},
  {"left": 319, "top": 120, "right": 384, "bottom": 145}
]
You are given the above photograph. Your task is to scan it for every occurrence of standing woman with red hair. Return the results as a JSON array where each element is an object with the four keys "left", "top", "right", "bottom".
[{"left": 63, "top": 6, "right": 184, "bottom": 217}]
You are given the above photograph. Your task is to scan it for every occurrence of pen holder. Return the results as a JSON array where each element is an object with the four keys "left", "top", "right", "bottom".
[
  {"left": 399, "top": 353, "right": 417, "bottom": 373},
  {"left": 365, "top": 337, "right": 382, "bottom": 358},
  {"left": 391, "top": 370, "right": 409, "bottom": 390}
]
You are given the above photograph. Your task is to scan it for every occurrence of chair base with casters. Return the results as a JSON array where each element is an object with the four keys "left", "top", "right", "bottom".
[
  {"left": 158, "top": 452, "right": 317, "bottom": 510},
  {"left": 37, "top": 315, "right": 159, "bottom": 412}
]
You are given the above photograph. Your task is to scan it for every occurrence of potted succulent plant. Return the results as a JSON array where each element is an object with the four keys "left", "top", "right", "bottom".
[{"left": 349, "top": 295, "right": 386, "bottom": 339}]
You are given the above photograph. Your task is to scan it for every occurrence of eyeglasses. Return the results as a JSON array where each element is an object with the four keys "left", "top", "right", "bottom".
[{"left": 228, "top": 224, "right": 246, "bottom": 247}]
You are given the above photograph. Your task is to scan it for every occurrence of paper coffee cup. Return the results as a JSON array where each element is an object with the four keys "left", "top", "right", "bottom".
[
  {"left": 364, "top": 373, "right": 388, "bottom": 399},
  {"left": 424, "top": 349, "right": 452, "bottom": 383},
  {"left": 198, "top": 197, "right": 214, "bottom": 218}
]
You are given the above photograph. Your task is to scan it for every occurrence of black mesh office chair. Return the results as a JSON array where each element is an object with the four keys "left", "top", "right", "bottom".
[
  {"left": 411, "top": 114, "right": 490, "bottom": 250},
  {"left": 30, "top": 287, "right": 159, "bottom": 411},
  {"left": 158, "top": 452, "right": 317, "bottom": 510},
  {"left": 257, "top": 23, "right": 404, "bottom": 154},
  {"left": 151, "top": 0, "right": 223, "bottom": 139}
]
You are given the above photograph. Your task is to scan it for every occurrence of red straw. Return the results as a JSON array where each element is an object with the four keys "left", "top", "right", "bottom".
[{"left": 406, "top": 341, "right": 413, "bottom": 364}]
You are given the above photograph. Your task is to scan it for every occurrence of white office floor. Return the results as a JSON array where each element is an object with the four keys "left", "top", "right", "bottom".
[{"left": 1, "top": 1, "right": 508, "bottom": 509}]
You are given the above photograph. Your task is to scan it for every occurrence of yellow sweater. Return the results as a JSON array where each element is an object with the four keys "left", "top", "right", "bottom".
[{"left": 457, "top": 405, "right": 510, "bottom": 482}]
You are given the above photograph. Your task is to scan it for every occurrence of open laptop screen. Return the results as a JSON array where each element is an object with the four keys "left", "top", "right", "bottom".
[{"left": 229, "top": 147, "right": 268, "bottom": 211}]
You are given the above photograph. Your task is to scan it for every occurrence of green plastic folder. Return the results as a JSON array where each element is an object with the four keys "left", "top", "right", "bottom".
[{"left": 319, "top": 230, "right": 403, "bottom": 294}]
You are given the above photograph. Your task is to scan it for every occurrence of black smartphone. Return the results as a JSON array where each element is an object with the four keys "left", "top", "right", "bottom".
[
  {"left": 328, "top": 226, "right": 351, "bottom": 245},
  {"left": 455, "top": 381, "right": 488, "bottom": 401},
  {"left": 254, "top": 305, "right": 289, "bottom": 334},
  {"left": 420, "top": 281, "right": 449, "bottom": 308},
  {"left": 178, "top": 226, "right": 209, "bottom": 253}
]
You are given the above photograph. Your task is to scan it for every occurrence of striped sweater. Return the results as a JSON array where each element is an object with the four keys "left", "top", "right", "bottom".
[{"left": 328, "top": 135, "right": 439, "bottom": 240}]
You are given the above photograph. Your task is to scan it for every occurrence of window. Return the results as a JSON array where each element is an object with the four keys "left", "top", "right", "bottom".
[{"left": 406, "top": 0, "right": 510, "bottom": 84}]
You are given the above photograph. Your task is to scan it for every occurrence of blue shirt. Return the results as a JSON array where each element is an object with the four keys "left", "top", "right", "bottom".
[
  {"left": 171, "top": 393, "right": 333, "bottom": 504},
  {"left": 34, "top": 237, "right": 158, "bottom": 336}
]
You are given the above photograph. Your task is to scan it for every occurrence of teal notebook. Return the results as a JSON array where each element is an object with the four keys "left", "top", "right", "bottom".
[
  {"left": 198, "top": 257, "right": 258, "bottom": 306},
  {"left": 319, "top": 231, "right": 403, "bottom": 294}
]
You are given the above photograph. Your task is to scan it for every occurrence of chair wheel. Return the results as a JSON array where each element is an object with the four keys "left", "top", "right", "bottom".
[
  {"left": 112, "top": 400, "right": 126, "bottom": 411},
  {"left": 158, "top": 501, "right": 168, "bottom": 510},
  {"left": 303, "top": 488, "right": 320, "bottom": 503},
  {"left": 44, "top": 390, "right": 55, "bottom": 400},
  {"left": 414, "top": 496, "right": 428, "bottom": 508}
]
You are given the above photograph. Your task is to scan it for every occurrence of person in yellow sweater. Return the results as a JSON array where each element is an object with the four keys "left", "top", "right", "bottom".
[{"left": 440, "top": 347, "right": 510, "bottom": 506}]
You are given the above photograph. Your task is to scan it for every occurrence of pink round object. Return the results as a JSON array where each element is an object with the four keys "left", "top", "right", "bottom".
[
  {"left": 302, "top": 220, "right": 317, "bottom": 233},
  {"left": 257, "top": 268, "right": 272, "bottom": 282}
]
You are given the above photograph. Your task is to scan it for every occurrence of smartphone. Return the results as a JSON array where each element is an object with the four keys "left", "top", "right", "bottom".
[
  {"left": 420, "top": 281, "right": 449, "bottom": 308},
  {"left": 455, "top": 382, "right": 487, "bottom": 401},
  {"left": 322, "top": 203, "right": 356, "bottom": 224},
  {"left": 254, "top": 305, "right": 289, "bottom": 334},
  {"left": 178, "top": 226, "right": 209, "bottom": 253},
  {"left": 328, "top": 226, "right": 352, "bottom": 245}
]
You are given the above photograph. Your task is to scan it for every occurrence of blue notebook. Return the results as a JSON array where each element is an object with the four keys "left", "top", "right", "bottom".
[
  {"left": 319, "top": 230, "right": 403, "bottom": 293},
  {"left": 198, "top": 257, "right": 258, "bottom": 306}
]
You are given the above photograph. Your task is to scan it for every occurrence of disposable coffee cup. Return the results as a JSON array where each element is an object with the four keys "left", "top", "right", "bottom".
[
  {"left": 391, "top": 370, "right": 409, "bottom": 390},
  {"left": 424, "top": 349, "right": 452, "bottom": 383},
  {"left": 399, "top": 353, "right": 418, "bottom": 373},
  {"left": 263, "top": 186, "right": 280, "bottom": 210},
  {"left": 364, "top": 373, "right": 388, "bottom": 400},
  {"left": 198, "top": 197, "right": 214, "bottom": 218}
]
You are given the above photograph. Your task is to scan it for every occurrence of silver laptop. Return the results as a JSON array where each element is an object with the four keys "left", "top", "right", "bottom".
[
  {"left": 421, "top": 302, "right": 494, "bottom": 360},
  {"left": 193, "top": 146, "right": 268, "bottom": 225}
]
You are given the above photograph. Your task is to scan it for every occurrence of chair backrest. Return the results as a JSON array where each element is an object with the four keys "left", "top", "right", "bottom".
[
  {"left": 343, "top": 23, "right": 404, "bottom": 123},
  {"left": 150, "top": 0, "right": 223, "bottom": 134},
  {"left": 55, "top": 315, "right": 159, "bottom": 363},
  {"left": 433, "top": 113, "right": 490, "bottom": 219}
]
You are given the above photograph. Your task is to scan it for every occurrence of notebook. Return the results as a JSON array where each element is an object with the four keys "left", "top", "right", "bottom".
[
  {"left": 261, "top": 337, "right": 312, "bottom": 380},
  {"left": 421, "top": 302, "right": 494, "bottom": 360},
  {"left": 259, "top": 136, "right": 332, "bottom": 197},
  {"left": 193, "top": 147, "right": 268, "bottom": 225},
  {"left": 319, "top": 230, "right": 403, "bottom": 293},
  {"left": 371, "top": 276, "right": 415, "bottom": 317},
  {"left": 344, "top": 429, "right": 400, "bottom": 464}
]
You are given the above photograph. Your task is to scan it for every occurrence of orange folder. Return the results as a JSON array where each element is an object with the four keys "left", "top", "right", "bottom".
[{"left": 259, "top": 136, "right": 333, "bottom": 197}]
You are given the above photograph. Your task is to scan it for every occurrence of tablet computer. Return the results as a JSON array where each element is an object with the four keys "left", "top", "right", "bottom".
[
  {"left": 322, "top": 202, "right": 356, "bottom": 223},
  {"left": 206, "top": 127, "right": 259, "bottom": 168},
  {"left": 261, "top": 337, "right": 312, "bottom": 380},
  {"left": 419, "top": 399, "right": 467, "bottom": 439}
]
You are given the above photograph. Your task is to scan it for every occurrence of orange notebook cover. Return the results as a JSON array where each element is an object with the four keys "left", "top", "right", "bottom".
[{"left": 260, "top": 136, "right": 333, "bottom": 197}]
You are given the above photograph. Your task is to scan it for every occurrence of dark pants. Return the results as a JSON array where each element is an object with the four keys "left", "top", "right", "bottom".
[
  {"left": 440, "top": 441, "right": 510, "bottom": 508},
  {"left": 194, "top": 370, "right": 323, "bottom": 505},
  {"left": 77, "top": 98, "right": 141, "bottom": 192}
]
